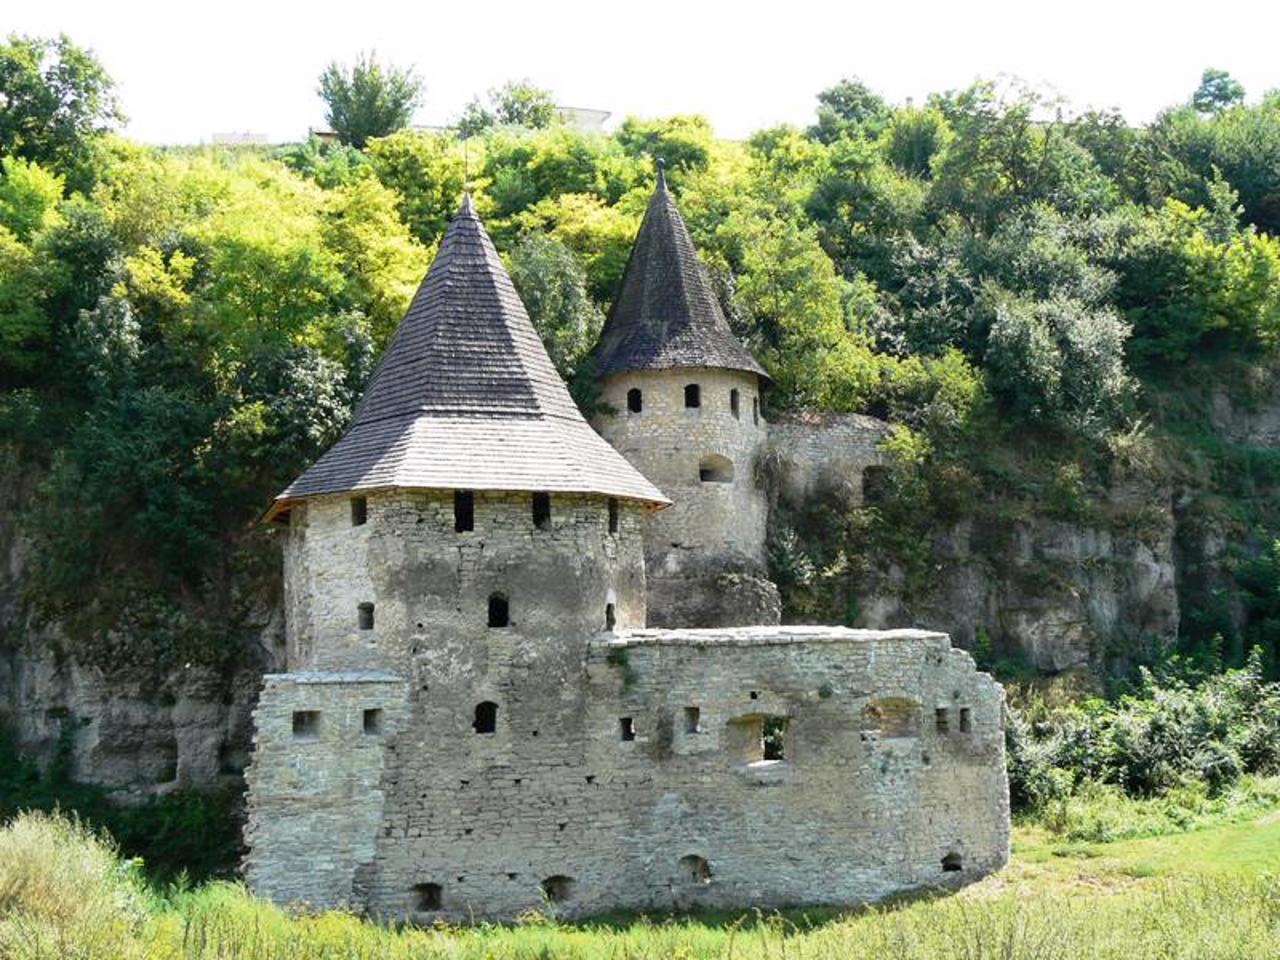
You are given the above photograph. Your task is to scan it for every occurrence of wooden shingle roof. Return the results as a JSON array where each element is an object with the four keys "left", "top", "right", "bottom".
[
  {"left": 266, "top": 196, "right": 669, "bottom": 521},
  {"left": 591, "top": 165, "right": 769, "bottom": 383}
]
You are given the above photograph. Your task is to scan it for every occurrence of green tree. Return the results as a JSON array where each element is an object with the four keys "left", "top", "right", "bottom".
[
  {"left": 366, "top": 130, "right": 467, "bottom": 247},
  {"left": 505, "top": 232, "right": 602, "bottom": 391},
  {"left": 883, "top": 105, "right": 951, "bottom": 178},
  {"left": 809, "top": 77, "right": 890, "bottom": 144},
  {"left": 457, "top": 80, "right": 556, "bottom": 136},
  {"left": 615, "top": 115, "right": 714, "bottom": 174},
  {"left": 0, "top": 34, "right": 122, "bottom": 189},
  {"left": 985, "top": 289, "right": 1135, "bottom": 435},
  {"left": 1192, "top": 68, "right": 1245, "bottom": 114},
  {"left": 317, "top": 51, "right": 422, "bottom": 149}
]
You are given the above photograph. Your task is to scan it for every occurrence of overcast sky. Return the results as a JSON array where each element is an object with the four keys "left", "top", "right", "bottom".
[{"left": 8, "top": 0, "right": 1280, "bottom": 143}]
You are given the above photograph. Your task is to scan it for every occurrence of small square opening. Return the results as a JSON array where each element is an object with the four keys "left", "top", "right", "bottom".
[
  {"left": 358, "top": 602, "right": 374, "bottom": 630},
  {"left": 292, "top": 710, "right": 320, "bottom": 741},
  {"left": 350, "top": 496, "right": 368, "bottom": 526},
  {"left": 684, "top": 383, "right": 701, "bottom": 408},
  {"left": 619, "top": 717, "right": 635, "bottom": 742},
  {"left": 936, "top": 707, "right": 950, "bottom": 734},
  {"left": 960, "top": 707, "right": 972, "bottom": 733},
  {"left": 363, "top": 708, "right": 383, "bottom": 735},
  {"left": 414, "top": 882, "right": 442, "bottom": 910},
  {"left": 454, "top": 490, "right": 474, "bottom": 532}
]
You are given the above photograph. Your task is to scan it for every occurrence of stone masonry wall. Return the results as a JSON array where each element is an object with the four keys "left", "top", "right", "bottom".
[
  {"left": 593, "top": 368, "right": 777, "bottom": 627},
  {"left": 283, "top": 489, "right": 648, "bottom": 674},
  {"left": 245, "top": 624, "right": 1008, "bottom": 919},
  {"left": 242, "top": 672, "right": 407, "bottom": 906}
]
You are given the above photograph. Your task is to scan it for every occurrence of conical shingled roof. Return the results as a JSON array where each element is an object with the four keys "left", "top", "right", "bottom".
[
  {"left": 265, "top": 196, "right": 669, "bottom": 521},
  {"left": 592, "top": 166, "right": 769, "bottom": 383}
]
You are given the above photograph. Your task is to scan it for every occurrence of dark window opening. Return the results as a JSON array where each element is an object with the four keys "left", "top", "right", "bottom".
[
  {"left": 684, "top": 706, "right": 702, "bottom": 734},
  {"left": 684, "top": 383, "right": 701, "bottom": 408},
  {"left": 862, "top": 465, "right": 890, "bottom": 505},
  {"left": 363, "top": 708, "right": 383, "bottom": 735},
  {"left": 752, "top": 396, "right": 759, "bottom": 425},
  {"left": 350, "top": 496, "right": 368, "bottom": 526},
  {"left": 414, "top": 882, "right": 442, "bottom": 910},
  {"left": 605, "top": 603, "right": 616, "bottom": 632},
  {"left": 763, "top": 716, "right": 787, "bottom": 761},
  {"left": 532, "top": 492, "right": 551, "bottom": 529},
  {"left": 679, "top": 854, "right": 712, "bottom": 884},
  {"left": 473, "top": 701, "right": 498, "bottom": 734},
  {"left": 627, "top": 388, "right": 642, "bottom": 413},
  {"left": 358, "top": 603, "right": 375, "bottom": 631},
  {"left": 454, "top": 490, "right": 474, "bottom": 532},
  {"left": 292, "top": 710, "right": 320, "bottom": 741},
  {"left": 608, "top": 497, "right": 619, "bottom": 534},
  {"left": 488, "top": 593, "right": 509, "bottom": 628},
  {"left": 936, "top": 707, "right": 950, "bottom": 734},
  {"left": 699, "top": 455, "right": 734, "bottom": 483},
  {"left": 541, "top": 875, "right": 576, "bottom": 904},
  {"left": 942, "top": 852, "right": 963, "bottom": 872},
  {"left": 960, "top": 707, "right": 972, "bottom": 733},
  {"left": 619, "top": 717, "right": 635, "bottom": 741},
  {"left": 730, "top": 388, "right": 740, "bottom": 419}
]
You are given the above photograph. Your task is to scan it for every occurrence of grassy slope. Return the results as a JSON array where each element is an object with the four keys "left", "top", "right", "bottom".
[{"left": 7, "top": 797, "right": 1274, "bottom": 960}]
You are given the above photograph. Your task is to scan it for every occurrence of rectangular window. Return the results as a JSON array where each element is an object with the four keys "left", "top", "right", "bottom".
[
  {"left": 363, "top": 708, "right": 383, "bottom": 735},
  {"left": 454, "top": 490, "right": 474, "bottom": 532},
  {"left": 730, "top": 388, "right": 740, "bottom": 419},
  {"left": 350, "top": 496, "right": 368, "bottom": 526},
  {"left": 532, "top": 492, "right": 551, "bottom": 529},
  {"left": 752, "top": 397, "right": 759, "bottom": 425},
  {"left": 414, "top": 882, "right": 442, "bottom": 910},
  {"left": 358, "top": 603, "right": 375, "bottom": 630},
  {"left": 292, "top": 710, "right": 320, "bottom": 741},
  {"left": 683, "top": 706, "right": 701, "bottom": 734},
  {"left": 935, "top": 707, "right": 950, "bottom": 733},
  {"left": 608, "top": 497, "right": 619, "bottom": 534},
  {"left": 619, "top": 717, "right": 636, "bottom": 742},
  {"left": 959, "top": 707, "right": 972, "bottom": 733}
]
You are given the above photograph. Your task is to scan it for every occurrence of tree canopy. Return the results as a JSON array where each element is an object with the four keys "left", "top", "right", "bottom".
[{"left": 317, "top": 51, "right": 423, "bottom": 148}]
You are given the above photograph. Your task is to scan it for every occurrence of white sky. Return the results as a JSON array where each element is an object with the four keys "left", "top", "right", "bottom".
[{"left": 8, "top": 0, "right": 1280, "bottom": 143}]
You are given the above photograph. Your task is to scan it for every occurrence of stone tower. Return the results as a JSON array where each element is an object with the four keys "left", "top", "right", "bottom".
[
  {"left": 591, "top": 164, "right": 779, "bottom": 627},
  {"left": 245, "top": 196, "right": 668, "bottom": 908}
]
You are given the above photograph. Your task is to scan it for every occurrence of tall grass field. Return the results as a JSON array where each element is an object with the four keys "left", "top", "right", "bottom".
[{"left": 2, "top": 783, "right": 1280, "bottom": 960}]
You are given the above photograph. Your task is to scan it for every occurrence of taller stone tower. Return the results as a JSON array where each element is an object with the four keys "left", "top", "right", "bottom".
[
  {"left": 592, "top": 165, "right": 780, "bottom": 627},
  {"left": 245, "top": 196, "right": 669, "bottom": 910}
]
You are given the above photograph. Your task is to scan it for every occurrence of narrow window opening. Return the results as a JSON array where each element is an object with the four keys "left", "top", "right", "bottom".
[
  {"left": 532, "top": 492, "right": 551, "bottom": 529},
  {"left": 358, "top": 603, "right": 375, "bottom": 631},
  {"left": 936, "top": 707, "right": 950, "bottom": 734},
  {"left": 541, "top": 875, "right": 576, "bottom": 904},
  {"left": 488, "top": 593, "right": 509, "bottom": 628},
  {"left": 619, "top": 717, "right": 635, "bottom": 742},
  {"left": 604, "top": 603, "right": 616, "bottom": 632},
  {"left": 414, "top": 882, "right": 442, "bottom": 910},
  {"left": 699, "top": 454, "right": 734, "bottom": 483},
  {"left": 292, "top": 710, "right": 320, "bottom": 741},
  {"left": 684, "top": 706, "right": 702, "bottom": 734},
  {"left": 363, "top": 708, "right": 383, "bottom": 735},
  {"left": 684, "top": 383, "right": 701, "bottom": 408},
  {"left": 473, "top": 701, "right": 498, "bottom": 734},
  {"left": 763, "top": 716, "right": 787, "bottom": 761},
  {"left": 679, "top": 854, "right": 712, "bottom": 884},
  {"left": 454, "top": 490, "right": 474, "bottom": 532},
  {"left": 752, "top": 396, "right": 759, "bottom": 425},
  {"left": 350, "top": 496, "right": 368, "bottom": 526},
  {"left": 942, "top": 852, "right": 963, "bottom": 872},
  {"left": 608, "top": 497, "right": 619, "bottom": 534},
  {"left": 960, "top": 707, "right": 972, "bottom": 733},
  {"left": 626, "top": 387, "right": 642, "bottom": 413},
  {"left": 730, "top": 388, "right": 740, "bottom": 419}
]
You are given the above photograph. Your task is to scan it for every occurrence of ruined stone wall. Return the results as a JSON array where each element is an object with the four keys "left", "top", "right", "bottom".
[
  {"left": 245, "top": 624, "right": 1008, "bottom": 919},
  {"left": 593, "top": 368, "right": 777, "bottom": 627},
  {"left": 766, "top": 411, "right": 891, "bottom": 506},
  {"left": 283, "top": 489, "right": 648, "bottom": 674}
]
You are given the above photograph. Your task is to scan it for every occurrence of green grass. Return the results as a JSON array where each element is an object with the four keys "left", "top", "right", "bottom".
[{"left": 4, "top": 795, "right": 1280, "bottom": 959}]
